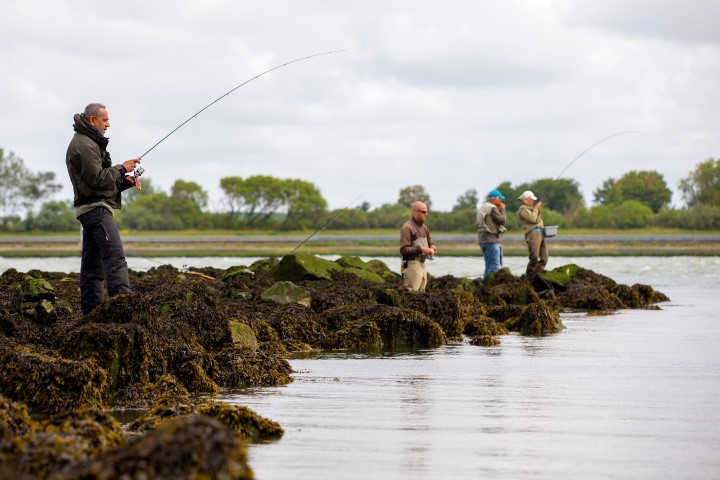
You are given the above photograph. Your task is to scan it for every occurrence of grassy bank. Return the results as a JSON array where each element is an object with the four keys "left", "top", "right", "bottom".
[{"left": 1, "top": 229, "right": 719, "bottom": 257}]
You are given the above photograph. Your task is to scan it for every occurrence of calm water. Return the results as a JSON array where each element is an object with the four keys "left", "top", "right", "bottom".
[{"left": 3, "top": 256, "right": 720, "bottom": 479}]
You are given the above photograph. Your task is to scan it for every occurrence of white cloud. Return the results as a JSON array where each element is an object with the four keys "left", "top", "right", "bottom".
[{"left": 1, "top": 0, "right": 718, "bottom": 213}]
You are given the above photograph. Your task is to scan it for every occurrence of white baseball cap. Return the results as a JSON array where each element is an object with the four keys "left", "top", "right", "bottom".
[{"left": 517, "top": 190, "right": 538, "bottom": 201}]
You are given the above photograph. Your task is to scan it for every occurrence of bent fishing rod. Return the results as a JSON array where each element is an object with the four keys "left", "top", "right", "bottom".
[
  {"left": 555, "top": 130, "right": 654, "bottom": 180},
  {"left": 136, "top": 49, "right": 344, "bottom": 163}
]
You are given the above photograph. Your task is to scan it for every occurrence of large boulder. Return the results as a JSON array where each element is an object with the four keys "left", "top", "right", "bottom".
[{"left": 273, "top": 253, "right": 385, "bottom": 283}]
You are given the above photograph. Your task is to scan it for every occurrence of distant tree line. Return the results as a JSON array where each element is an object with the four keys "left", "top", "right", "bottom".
[{"left": 1, "top": 146, "right": 719, "bottom": 232}]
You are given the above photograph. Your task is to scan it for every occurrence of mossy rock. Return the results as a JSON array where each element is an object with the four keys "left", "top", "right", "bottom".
[
  {"left": 537, "top": 264, "right": 581, "bottom": 291},
  {"left": 374, "top": 288, "right": 403, "bottom": 307},
  {"left": 14, "top": 277, "right": 56, "bottom": 303},
  {"left": 334, "top": 256, "right": 368, "bottom": 270},
  {"left": 336, "top": 256, "right": 393, "bottom": 279},
  {"left": 273, "top": 253, "right": 341, "bottom": 282},
  {"left": 366, "top": 259, "right": 395, "bottom": 278},
  {"left": 220, "top": 265, "right": 253, "bottom": 280},
  {"left": 228, "top": 320, "right": 259, "bottom": 350},
  {"left": 260, "top": 281, "right": 312, "bottom": 307},
  {"left": 343, "top": 267, "right": 385, "bottom": 283},
  {"left": 274, "top": 253, "right": 386, "bottom": 283}
]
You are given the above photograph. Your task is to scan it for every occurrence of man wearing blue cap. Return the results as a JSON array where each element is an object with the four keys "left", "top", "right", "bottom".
[{"left": 477, "top": 189, "right": 507, "bottom": 279}]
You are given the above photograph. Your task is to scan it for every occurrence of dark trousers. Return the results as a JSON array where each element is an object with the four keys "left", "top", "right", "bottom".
[{"left": 78, "top": 207, "right": 131, "bottom": 315}]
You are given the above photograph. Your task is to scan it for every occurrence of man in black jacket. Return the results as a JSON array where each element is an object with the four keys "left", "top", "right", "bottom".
[{"left": 66, "top": 103, "right": 141, "bottom": 315}]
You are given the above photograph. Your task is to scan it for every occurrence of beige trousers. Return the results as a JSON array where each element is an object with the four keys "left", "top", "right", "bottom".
[
  {"left": 525, "top": 230, "right": 548, "bottom": 276},
  {"left": 402, "top": 259, "right": 427, "bottom": 292}
]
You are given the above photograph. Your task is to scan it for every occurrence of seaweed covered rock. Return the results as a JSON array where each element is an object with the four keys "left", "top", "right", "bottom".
[
  {"left": 0, "top": 339, "right": 107, "bottom": 415},
  {"left": 406, "top": 288, "right": 486, "bottom": 339},
  {"left": 0, "top": 398, "right": 125, "bottom": 480},
  {"left": 215, "top": 345, "right": 293, "bottom": 388},
  {"left": 464, "top": 315, "right": 508, "bottom": 339},
  {"left": 504, "top": 302, "right": 565, "bottom": 335},
  {"left": 54, "top": 415, "right": 252, "bottom": 480},
  {"left": 128, "top": 401, "right": 283, "bottom": 442},
  {"left": 322, "top": 304, "right": 447, "bottom": 350}
]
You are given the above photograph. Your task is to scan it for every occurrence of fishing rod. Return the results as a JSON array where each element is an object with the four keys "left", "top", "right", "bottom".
[
  {"left": 254, "top": 193, "right": 365, "bottom": 283},
  {"left": 137, "top": 49, "right": 345, "bottom": 161},
  {"left": 555, "top": 131, "right": 654, "bottom": 180}
]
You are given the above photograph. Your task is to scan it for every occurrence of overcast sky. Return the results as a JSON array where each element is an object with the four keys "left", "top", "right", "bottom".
[{"left": 1, "top": 0, "right": 719, "bottom": 212}]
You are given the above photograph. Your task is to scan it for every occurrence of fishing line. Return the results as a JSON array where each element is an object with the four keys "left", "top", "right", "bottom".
[
  {"left": 138, "top": 49, "right": 345, "bottom": 159},
  {"left": 555, "top": 131, "right": 654, "bottom": 180}
]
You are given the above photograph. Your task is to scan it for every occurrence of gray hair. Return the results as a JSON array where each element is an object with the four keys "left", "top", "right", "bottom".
[{"left": 82, "top": 103, "right": 106, "bottom": 119}]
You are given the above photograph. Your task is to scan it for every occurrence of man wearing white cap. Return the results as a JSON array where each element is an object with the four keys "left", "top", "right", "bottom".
[{"left": 517, "top": 190, "right": 548, "bottom": 278}]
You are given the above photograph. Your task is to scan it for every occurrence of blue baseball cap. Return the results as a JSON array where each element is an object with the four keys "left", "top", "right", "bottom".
[{"left": 488, "top": 189, "right": 505, "bottom": 200}]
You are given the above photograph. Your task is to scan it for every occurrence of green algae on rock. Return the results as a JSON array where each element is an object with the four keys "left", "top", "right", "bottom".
[
  {"left": 261, "top": 281, "right": 312, "bottom": 307},
  {"left": 273, "top": 253, "right": 386, "bottom": 283}
]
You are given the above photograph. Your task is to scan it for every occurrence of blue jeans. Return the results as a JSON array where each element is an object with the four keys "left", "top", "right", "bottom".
[{"left": 481, "top": 243, "right": 503, "bottom": 278}]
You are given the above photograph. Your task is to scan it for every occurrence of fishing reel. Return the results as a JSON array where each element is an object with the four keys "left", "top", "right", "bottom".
[{"left": 133, "top": 166, "right": 145, "bottom": 178}]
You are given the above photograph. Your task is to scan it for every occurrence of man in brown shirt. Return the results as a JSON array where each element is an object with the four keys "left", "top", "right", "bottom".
[{"left": 400, "top": 201, "right": 436, "bottom": 292}]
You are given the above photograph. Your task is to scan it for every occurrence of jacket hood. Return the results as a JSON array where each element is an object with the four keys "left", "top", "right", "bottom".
[{"left": 73, "top": 113, "right": 109, "bottom": 150}]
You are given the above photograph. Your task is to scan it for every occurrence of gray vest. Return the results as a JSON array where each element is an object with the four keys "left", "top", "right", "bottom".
[{"left": 477, "top": 202, "right": 506, "bottom": 235}]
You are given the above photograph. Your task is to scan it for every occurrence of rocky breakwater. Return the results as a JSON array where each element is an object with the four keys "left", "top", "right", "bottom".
[{"left": 0, "top": 253, "right": 668, "bottom": 478}]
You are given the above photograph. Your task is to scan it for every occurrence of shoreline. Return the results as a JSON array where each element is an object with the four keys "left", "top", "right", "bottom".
[{"left": 1, "top": 232, "right": 719, "bottom": 257}]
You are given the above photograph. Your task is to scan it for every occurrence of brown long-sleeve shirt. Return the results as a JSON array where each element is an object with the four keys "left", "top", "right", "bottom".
[{"left": 400, "top": 218, "right": 434, "bottom": 260}]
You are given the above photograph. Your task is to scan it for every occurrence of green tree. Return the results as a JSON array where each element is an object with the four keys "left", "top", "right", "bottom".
[
  {"left": 171, "top": 180, "right": 209, "bottom": 210},
  {"left": 322, "top": 208, "right": 369, "bottom": 229},
  {"left": 23, "top": 200, "right": 77, "bottom": 232},
  {"left": 594, "top": 170, "right": 672, "bottom": 213},
  {"left": 614, "top": 200, "right": 653, "bottom": 229},
  {"left": 357, "top": 201, "right": 371, "bottom": 212},
  {"left": 281, "top": 178, "right": 328, "bottom": 230},
  {"left": 219, "top": 175, "right": 288, "bottom": 226},
  {"left": 0, "top": 148, "right": 61, "bottom": 228},
  {"left": 452, "top": 189, "right": 479, "bottom": 212},
  {"left": 367, "top": 203, "right": 408, "bottom": 229},
  {"left": 593, "top": 178, "right": 623, "bottom": 206},
  {"left": 242, "top": 175, "right": 286, "bottom": 226},
  {"left": 117, "top": 192, "right": 203, "bottom": 230},
  {"left": 398, "top": 185, "right": 432, "bottom": 208},
  {"left": 678, "top": 158, "right": 720, "bottom": 207},
  {"left": 516, "top": 178, "right": 584, "bottom": 214},
  {"left": 580, "top": 205, "right": 616, "bottom": 229},
  {"left": 124, "top": 176, "right": 159, "bottom": 204},
  {"left": 219, "top": 176, "right": 245, "bottom": 223}
]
